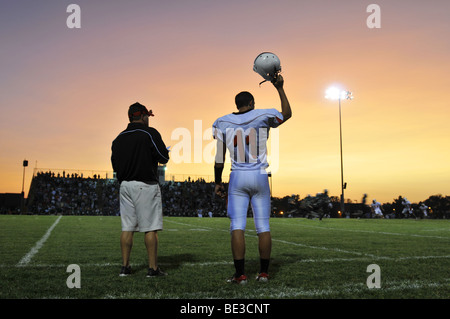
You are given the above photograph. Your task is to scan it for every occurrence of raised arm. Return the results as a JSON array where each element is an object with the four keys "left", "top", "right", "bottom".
[{"left": 272, "top": 74, "right": 292, "bottom": 122}]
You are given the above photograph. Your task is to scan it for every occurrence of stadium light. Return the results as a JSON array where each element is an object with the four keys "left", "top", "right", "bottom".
[
  {"left": 325, "top": 86, "right": 353, "bottom": 215},
  {"left": 325, "top": 87, "right": 353, "bottom": 101}
]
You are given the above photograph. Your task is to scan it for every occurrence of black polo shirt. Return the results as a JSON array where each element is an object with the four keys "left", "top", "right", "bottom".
[{"left": 111, "top": 123, "right": 169, "bottom": 183}]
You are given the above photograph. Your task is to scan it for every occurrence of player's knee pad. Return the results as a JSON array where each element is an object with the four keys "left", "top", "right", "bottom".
[
  {"left": 230, "top": 218, "right": 247, "bottom": 233},
  {"left": 254, "top": 217, "right": 270, "bottom": 234},
  {"left": 227, "top": 187, "right": 249, "bottom": 233}
]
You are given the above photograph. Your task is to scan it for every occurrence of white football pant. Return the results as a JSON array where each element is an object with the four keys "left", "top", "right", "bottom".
[{"left": 227, "top": 169, "right": 271, "bottom": 234}]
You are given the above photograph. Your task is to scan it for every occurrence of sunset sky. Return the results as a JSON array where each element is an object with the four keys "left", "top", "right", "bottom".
[{"left": 1, "top": 0, "right": 449, "bottom": 204}]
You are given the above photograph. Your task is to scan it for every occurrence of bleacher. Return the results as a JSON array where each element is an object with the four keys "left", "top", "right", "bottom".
[
  {"left": 8, "top": 168, "right": 447, "bottom": 219},
  {"left": 25, "top": 170, "right": 228, "bottom": 217}
]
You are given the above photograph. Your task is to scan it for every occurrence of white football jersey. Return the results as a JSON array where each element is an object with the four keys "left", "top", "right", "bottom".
[
  {"left": 213, "top": 108, "right": 283, "bottom": 170},
  {"left": 372, "top": 202, "right": 381, "bottom": 215}
]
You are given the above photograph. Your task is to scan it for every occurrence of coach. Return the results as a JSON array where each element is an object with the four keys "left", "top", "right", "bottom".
[{"left": 111, "top": 102, "right": 170, "bottom": 277}]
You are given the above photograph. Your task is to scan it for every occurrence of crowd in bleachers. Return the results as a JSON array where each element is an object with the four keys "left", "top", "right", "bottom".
[
  {"left": 161, "top": 179, "right": 227, "bottom": 217},
  {"left": 21, "top": 171, "right": 449, "bottom": 219},
  {"left": 26, "top": 171, "right": 227, "bottom": 217},
  {"left": 27, "top": 171, "right": 119, "bottom": 215}
]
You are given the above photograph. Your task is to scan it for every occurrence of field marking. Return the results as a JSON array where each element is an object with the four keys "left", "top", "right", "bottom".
[
  {"left": 137, "top": 278, "right": 450, "bottom": 299},
  {"left": 16, "top": 216, "right": 62, "bottom": 267},
  {"left": 423, "top": 228, "right": 450, "bottom": 232},
  {"left": 281, "top": 219, "right": 450, "bottom": 240},
  {"left": 164, "top": 219, "right": 450, "bottom": 260},
  {"left": 165, "top": 218, "right": 450, "bottom": 240},
  {"left": 3, "top": 216, "right": 449, "bottom": 299},
  {"left": 3, "top": 254, "right": 449, "bottom": 269},
  {"left": 165, "top": 219, "right": 384, "bottom": 259},
  {"left": 8, "top": 218, "right": 449, "bottom": 269},
  {"left": 31, "top": 277, "right": 450, "bottom": 299}
]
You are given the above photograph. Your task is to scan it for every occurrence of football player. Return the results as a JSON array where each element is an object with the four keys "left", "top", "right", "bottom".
[
  {"left": 371, "top": 199, "right": 383, "bottom": 218},
  {"left": 402, "top": 197, "right": 413, "bottom": 218},
  {"left": 212, "top": 73, "right": 292, "bottom": 284}
]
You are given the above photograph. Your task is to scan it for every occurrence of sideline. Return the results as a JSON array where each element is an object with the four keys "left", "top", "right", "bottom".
[{"left": 16, "top": 216, "right": 63, "bottom": 267}]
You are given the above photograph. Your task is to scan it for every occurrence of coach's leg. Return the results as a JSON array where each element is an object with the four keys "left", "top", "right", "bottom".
[
  {"left": 120, "top": 231, "right": 134, "bottom": 267},
  {"left": 145, "top": 231, "right": 158, "bottom": 270}
]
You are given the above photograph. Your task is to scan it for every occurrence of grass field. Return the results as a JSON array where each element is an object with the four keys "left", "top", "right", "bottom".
[{"left": 0, "top": 215, "right": 449, "bottom": 300}]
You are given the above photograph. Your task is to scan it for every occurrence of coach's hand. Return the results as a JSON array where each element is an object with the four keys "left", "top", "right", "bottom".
[{"left": 215, "top": 183, "right": 226, "bottom": 198}]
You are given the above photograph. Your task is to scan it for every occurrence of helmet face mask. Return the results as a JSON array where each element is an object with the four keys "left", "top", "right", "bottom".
[{"left": 253, "top": 52, "right": 281, "bottom": 83}]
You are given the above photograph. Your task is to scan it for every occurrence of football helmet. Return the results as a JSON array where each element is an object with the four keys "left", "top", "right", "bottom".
[{"left": 253, "top": 52, "right": 281, "bottom": 85}]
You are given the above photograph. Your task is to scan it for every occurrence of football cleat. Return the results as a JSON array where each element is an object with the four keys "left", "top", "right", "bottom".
[
  {"left": 146, "top": 267, "right": 168, "bottom": 277},
  {"left": 256, "top": 272, "right": 269, "bottom": 282},
  {"left": 227, "top": 274, "right": 248, "bottom": 285},
  {"left": 119, "top": 265, "right": 131, "bottom": 277}
]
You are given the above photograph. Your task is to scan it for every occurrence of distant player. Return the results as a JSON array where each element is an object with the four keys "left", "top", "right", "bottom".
[
  {"left": 419, "top": 203, "right": 428, "bottom": 218},
  {"left": 213, "top": 74, "right": 292, "bottom": 284},
  {"left": 317, "top": 189, "right": 332, "bottom": 220},
  {"left": 371, "top": 199, "right": 383, "bottom": 218},
  {"left": 361, "top": 194, "right": 369, "bottom": 217},
  {"left": 402, "top": 197, "right": 413, "bottom": 218}
]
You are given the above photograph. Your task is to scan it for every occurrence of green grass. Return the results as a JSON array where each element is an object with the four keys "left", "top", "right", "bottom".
[{"left": 0, "top": 215, "right": 449, "bottom": 299}]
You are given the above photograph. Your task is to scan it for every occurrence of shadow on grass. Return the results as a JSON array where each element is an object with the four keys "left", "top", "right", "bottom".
[{"left": 130, "top": 253, "right": 197, "bottom": 273}]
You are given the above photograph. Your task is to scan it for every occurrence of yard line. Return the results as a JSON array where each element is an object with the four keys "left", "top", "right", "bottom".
[
  {"left": 97, "top": 278, "right": 450, "bottom": 299},
  {"left": 2, "top": 254, "right": 449, "bottom": 269},
  {"left": 251, "top": 279, "right": 450, "bottom": 298},
  {"left": 16, "top": 216, "right": 62, "bottom": 267},
  {"left": 167, "top": 219, "right": 450, "bottom": 260},
  {"left": 166, "top": 218, "right": 450, "bottom": 240},
  {"left": 165, "top": 219, "right": 384, "bottom": 258},
  {"left": 282, "top": 219, "right": 450, "bottom": 240},
  {"left": 272, "top": 238, "right": 383, "bottom": 258},
  {"left": 164, "top": 219, "right": 225, "bottom": 230}
]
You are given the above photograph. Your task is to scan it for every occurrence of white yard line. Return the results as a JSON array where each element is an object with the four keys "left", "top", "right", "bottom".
[
  {"left": 9, "top": 218, "right": 449, "bottom": 269},
  {"left": 95, "top": 278, "right": 450, "bottom": 299},
  {"left": 281, "top": 219, "right": 450, "bottom": 240},
  {"left": 3, "top": 254, "right": 448, "bottom": 269},
  {"left": 164, "top": 219, "right": 382, "bottom": 258},
  {"left": 16, "top": 216, "right": 62, "bottom": 267},
  {"left": 165, "top": 218, "right": 450, "bottom": 240},
  {"left": 4, "top": 217, "right": 448, "bottom": 299},
  {"left": 164, "top": 219, "right": 450, "bottom": 260}
]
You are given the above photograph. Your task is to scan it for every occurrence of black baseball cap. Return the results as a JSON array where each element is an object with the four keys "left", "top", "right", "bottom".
[{"left": 128, "top": 102, "right": 154, "bottom": 119}]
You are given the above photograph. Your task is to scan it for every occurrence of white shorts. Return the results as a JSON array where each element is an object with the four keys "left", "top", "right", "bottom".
[
  {"left": 119, "top": 181, "right": 163, "bottom": 232},
  {"left": 227, "top": 170, "right": 271, "bottom": 234}
]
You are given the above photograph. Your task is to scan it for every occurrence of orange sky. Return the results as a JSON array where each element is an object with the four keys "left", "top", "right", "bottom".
[{"left": 1, "top": 0, "right": 449, "bottom": 203}]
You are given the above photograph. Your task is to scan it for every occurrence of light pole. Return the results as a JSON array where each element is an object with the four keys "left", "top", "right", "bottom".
[
  {"left": 325, "top": 87, "right": 353, "bottom": 215},
  {"left": 21, "top": 159, "right": 28, "bottom": 213},
  {"left": 22, "top": 160, "right": 28, "bottom": 194}
]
